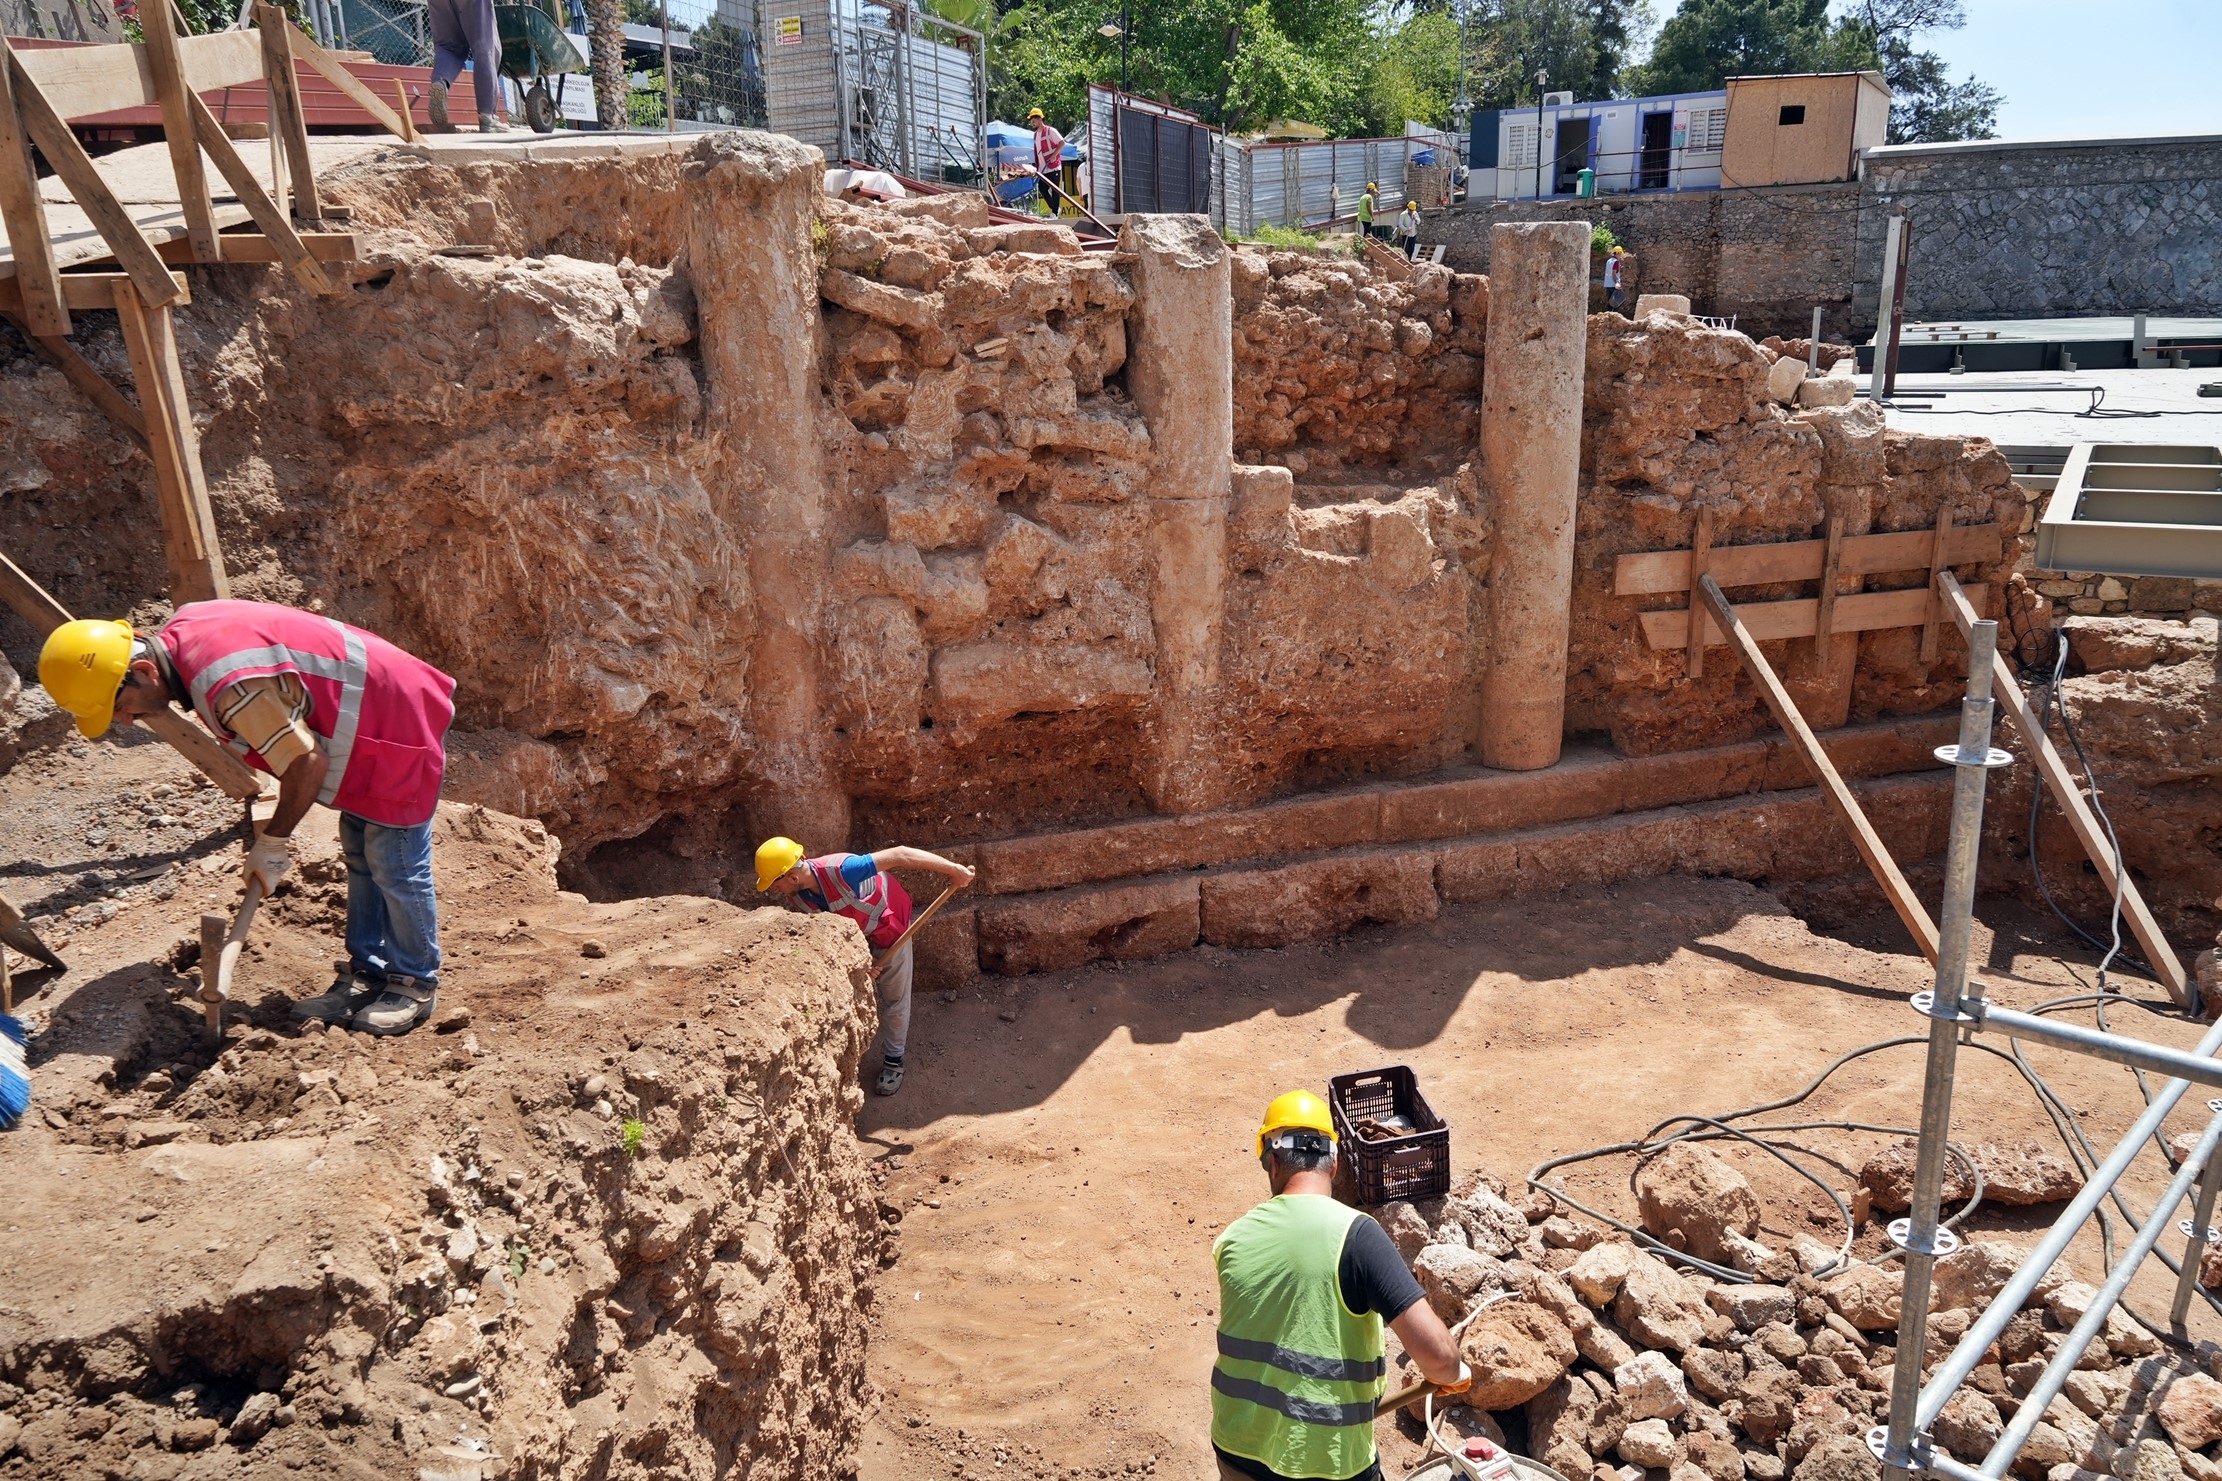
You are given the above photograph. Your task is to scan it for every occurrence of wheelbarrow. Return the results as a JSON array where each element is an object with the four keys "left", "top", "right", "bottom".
[{"left": 495, "top": 0, "right": 585, "bottom": 133}]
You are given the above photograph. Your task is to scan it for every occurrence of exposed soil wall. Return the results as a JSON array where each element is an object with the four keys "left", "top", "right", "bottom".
[{"left": 0, "top": 729, "right": 885, "bottom": 1480}]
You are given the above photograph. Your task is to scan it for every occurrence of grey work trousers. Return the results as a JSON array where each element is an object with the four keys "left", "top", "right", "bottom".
[
  {"left": 876, "top": 941, "right": 913, "bottom": 1059},
  {"left": 427, "top": 0, "right": 503, "bottom": 118}
]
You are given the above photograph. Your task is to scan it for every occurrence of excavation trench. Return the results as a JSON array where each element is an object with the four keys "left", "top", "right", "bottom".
[{"left": 4, "top": 129, "right": 2220, "bottom": 1481}]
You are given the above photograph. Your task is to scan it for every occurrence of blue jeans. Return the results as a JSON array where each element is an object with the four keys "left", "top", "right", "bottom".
[{"left": 340, "top": 813, "right": 441, "bottom": 986}]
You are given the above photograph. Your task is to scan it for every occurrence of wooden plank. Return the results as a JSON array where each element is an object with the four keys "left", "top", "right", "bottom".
[
  {"left": 1919, "top": 508, "right": 1952, "bottom": 663},
  {"left": 10, "top": 30, "right": 263, "bottom": 122},
  {"left": 112, "top": 283, "right": 229, "bottom": 604},
  {"left": 0, "top": 34, "right": 68, "bottom": 336},
  {"left": 390, "top": 79, "right": 417, "bottom": 142},
  {"left": 286, "top": 26, "right": 413, "bottom": 139},
  {"left": 0, "top": 546, "right": 264, "bottom": 799},
  {"left": 7, "top": 43, "right": 185, "bottom": 308},
  {"left": 1640, "top": 583, "right": 1990, "bottom": 650},
  {"left": 1936, "top": 570, "right": 2189, "bottom": 1005},
  {"left": 1813, "top": 514, "right": 1845, "bottom": 661},
  {"left": 154, "top": 230, "right": 356, "bottom": 266},
  {"left": 1685, "top": 506, "right": 1713, "bottom": 680},
  {"left": 143, "top": 0, "right": 219, "bottom": 261},
  {"left": 182, "top": 86, "right": 333, "bottom": 293},
  {"left": 1697, "top": 573, "right": 1941, "bottom": 965},
  {"left": 1614, "top": 522, "right": 2004, "bottom": 596},
  {"left": 254, "top": 7, "right": 322, "bottom": 222},
  {"left": 0, "top": 270, "right": 190, "bottom": 312},
  {"left": 0, "top": 306, "right": 147, "bottom": 440}
]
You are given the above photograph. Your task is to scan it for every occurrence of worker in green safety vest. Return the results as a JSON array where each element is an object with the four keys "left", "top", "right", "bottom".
[
  {"left": 1356, "top": 182, "right": 1379, "bottom": 241},
  {"left": 1211, "top": 1091, "right": 1472, "bottom": 1481}
]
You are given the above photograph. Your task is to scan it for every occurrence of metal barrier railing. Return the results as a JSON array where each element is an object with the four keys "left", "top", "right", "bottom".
[{"left": 1874, "top": 617, "right": 2222, "bottom": 1481}]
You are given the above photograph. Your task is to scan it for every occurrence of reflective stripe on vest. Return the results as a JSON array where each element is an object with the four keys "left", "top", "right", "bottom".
[
  {"left": 805, "top": 856, "right": 911, "bottom": 950},
  {"left": 1210, "top": 1194, "right": 1385, "bottom": 1481},
  {"left": 184, "top": 625, "right": 369, "bottom": 810}
]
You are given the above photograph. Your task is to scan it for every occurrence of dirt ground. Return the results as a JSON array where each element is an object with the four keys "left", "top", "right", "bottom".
[{"left": 853, "top": 873, "right": 2222, "bottom": 1481}]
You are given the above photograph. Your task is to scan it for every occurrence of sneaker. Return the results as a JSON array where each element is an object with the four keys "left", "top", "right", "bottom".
[
  {"left": 428, "top": 78, "right": 453, "bottom": 133},
  {"left": 874, "top": 1056, "right": 905, "bottom": 1097},
  {"left": 478, "top": 115, "right": 510, "bottom": 134},
  {"left": 292, "top": 967, "right": 382, "bottom": 1025},
  {"left": 352, "top": 976, "right": 438, "bottom": 1037}
]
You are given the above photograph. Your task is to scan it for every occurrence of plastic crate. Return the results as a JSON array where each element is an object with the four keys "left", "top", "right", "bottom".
[{"left": 1329, "top": 1064, "right": 1450, "bottom": 1205}]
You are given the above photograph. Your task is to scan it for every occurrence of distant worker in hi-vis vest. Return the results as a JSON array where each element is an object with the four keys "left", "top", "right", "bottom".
[
  {"left": 1211, "top": 1092, "right": 1472, "bottom": 1481},
  {"left": 40, "top": 600, "right": 457, "bottom": 1036}
]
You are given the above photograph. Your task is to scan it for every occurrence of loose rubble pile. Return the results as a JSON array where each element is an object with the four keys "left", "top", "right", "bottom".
[{"left": 1377, "top": 1146, "right": 2222, "bottom": 1481}]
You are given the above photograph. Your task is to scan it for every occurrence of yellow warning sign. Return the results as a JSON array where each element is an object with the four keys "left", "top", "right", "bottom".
[{"left": 774, "top": 14, "right": 803, "bottom": 44}]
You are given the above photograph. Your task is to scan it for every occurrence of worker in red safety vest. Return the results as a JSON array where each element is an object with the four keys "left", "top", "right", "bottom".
[
  {"left": 39, "top": 600, "right": 458, "bottom": 1037},
  {"left": 1027, "top": 106, "right": 1065, "bottom": 175},
  {"left": 754, "top": 838, "right": 973, "bottom": 1096}
]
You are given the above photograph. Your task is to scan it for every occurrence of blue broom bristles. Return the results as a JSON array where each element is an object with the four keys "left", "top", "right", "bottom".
[{"left": 0, "top": 1013, "right": 29, "bottom": 1131}]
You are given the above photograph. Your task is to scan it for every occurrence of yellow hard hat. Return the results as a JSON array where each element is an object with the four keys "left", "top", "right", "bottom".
[
  {"left": 1406, "top": 200, "right": 1418, "bottom": 209},
  {"left": 39, "top": 618, "right": 135, "bottom": 739},
  {"left": 754, "top": 836, "right": 806, "bottom": 893},
  {"left": 1027, "top": 107, "right": 1044, "bottom": 120},
  {"left": 1256, "top": 1088, "right": 1337, "bottom": 1158},
  {"left": 1366, "top": 181, "right": 1377, "bottom": 190}
]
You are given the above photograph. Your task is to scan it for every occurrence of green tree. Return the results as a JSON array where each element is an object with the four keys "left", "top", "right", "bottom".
[
  {"left": 1627, "top": 0, "right": 1865, "bottom": 96},
  {"left": 1354, "top": 7, "right": 1460, "bottom": 134},
  {"left": 1463, "top": 0, "right": 1640, "bottom": 111},
  {"left": 586, "top": 0, "right": 628, "bottom": 132},
  {"left": 1837, "top": 0, "right": 2000, "bottom": 142}
]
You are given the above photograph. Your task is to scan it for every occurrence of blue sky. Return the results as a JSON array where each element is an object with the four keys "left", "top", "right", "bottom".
[{"left": 1920, "top": 0, "right": 2222, "bottom": 140}]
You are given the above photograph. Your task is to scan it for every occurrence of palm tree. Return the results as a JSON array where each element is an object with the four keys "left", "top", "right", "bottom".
[{"left": 587, "top": 0, "right": 627, "bottom": 130}]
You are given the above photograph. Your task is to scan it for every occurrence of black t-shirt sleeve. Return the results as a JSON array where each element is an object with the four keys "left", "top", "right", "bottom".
[{"left": 1339, "top": 1214, "right": 1425, "bottom": 1322}]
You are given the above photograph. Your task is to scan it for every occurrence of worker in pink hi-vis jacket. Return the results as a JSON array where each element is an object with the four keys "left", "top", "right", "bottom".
[
  {"left": 39, "top": 600, "right": 457, "bottom": 1037},
  {"left": 754, "top": 837, "right": 974, "bottom": 1097}
]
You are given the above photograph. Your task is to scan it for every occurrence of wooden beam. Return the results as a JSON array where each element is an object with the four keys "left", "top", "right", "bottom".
[
  {"left": 1614, "top": 523, "right": 2004, "bottom": 596},
  {"left": 154, "top": 231, "right": 357, "bottom": 267},
  {"left": 253, "top": 6, "right": 322, "bottom": 222},
  {"left": 1919, "top": 507, "right": 1953, "bottom": 663},
  {"left": 0, "top": 306, "right": 148, "bottom": 441},
  {"left": 287, "top": 25, "right": 414, "bottom": 139},
  {"left": 1697, "top": 573, "right": 1941, "bottom": 965},
  {"left": 1936, "top": 570, "right": 2189, "bottom": 1005},
  {"left": 1640, "top": 583, "right": 1989, "bottom": 651},
  {"left": 112, "top": 283, "right": 229, "bottom": 605},
  {"left": 183, "top": 85, "right": 333, "bottom": 293},
  {"left": 0, "top": 547, "right": 265, "bottom": 800},
  {"left": 0, "top": 33, "right": 68, "bottom": 337},
  {"left": 390, "top": 78, "right": 417, "bottom": 142},
  {"left": 5, "top": 43, "right": 185, "bottom": 309},
  {"left": 1812, "top": 514, "right": 1845, "bottom": 662},
  {"left": 10, "top": 28, "right": 262, "bottom": 121},
  {"left": 0, "top": 271, "right": 192, "bottom": 313},
  {"left": 1685, "top": 506, "right": 1713, "bottom": 680},
  {"left": 144, "top": 0, "right": 219, "bottom": 262}
]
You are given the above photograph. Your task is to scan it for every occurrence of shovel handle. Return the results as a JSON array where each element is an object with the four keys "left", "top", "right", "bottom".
[
  {"left": 870, "top": 877, "right": 966, "bottom": 978},
  {"left": 1376, "top": 1377, "right": 1441, "bottom": 1416}
]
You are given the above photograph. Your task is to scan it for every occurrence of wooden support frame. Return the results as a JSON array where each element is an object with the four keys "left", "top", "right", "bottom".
[
  {"left": 285, "top": 24, "right": 416, "bottom": 140},
  {"left": 0, "top": 548, "right": 263, "bottom": 799},
  {"left": 112, "top": 283, "right": 229, "bottom": 604},
  {"left": 1935, "top": 570, "right": 2189, "bottom": 1005},
  {"left": 1641, "top": 583, "right": 1989, "bottom": 651},
  {"left": 1615, "top": 523, "right": 2003, "bottom": 596},
  {"left": 0, "top": 269, "right": 191, "bottom": 314},
  {"left": 253, "top": 5, "right": 322, "bottom": 222},
  {"left": 1685, "top": 506, "right": 1714, "bottom": 680},
  {"left": 0, "top": 35, "right": 66, "bottom": 337},
  {"left": 143, "top": 0, "right": 219, "bottom": 262},
  {"left": 1697, "top": 573, "right": 1942, "bottom": 965},
  {"left": 1919, "top": 508, "right": 1953, "bottom": 663},
  {"left": 183, "top": 85, "right": 334, "bottom": 293},
  {"left": 154, "top": 231, "right": 357, "bottom": 268},
  {"left": 5, "top": 42, "right": 184, "bottom": 309}
]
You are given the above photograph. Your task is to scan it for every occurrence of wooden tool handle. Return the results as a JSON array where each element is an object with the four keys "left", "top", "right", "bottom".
[
  {"left": 870, "top": 877, "right": 967, "bottom": 977},
  {"left": 1376, "top": 1377, "right": 1440, "bottom": 1416},
  {"left": 198, "top": 877, "right": 266, "bottom": 1005}
]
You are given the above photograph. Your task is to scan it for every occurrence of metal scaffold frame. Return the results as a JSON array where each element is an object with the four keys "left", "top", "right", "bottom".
[{"left": 1873, "top": 616, "right": 2222, "bottom": 1481}]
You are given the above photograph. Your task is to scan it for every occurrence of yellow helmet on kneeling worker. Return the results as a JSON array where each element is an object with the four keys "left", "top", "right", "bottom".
[
  {"left": 754, "top": 836, "right": 806, "bottom": 892},
  {"left": 38, "top": 618, "right": 136, "bottom": 739}
]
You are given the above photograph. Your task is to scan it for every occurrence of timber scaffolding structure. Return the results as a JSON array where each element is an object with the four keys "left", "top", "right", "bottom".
[{"left": 0, "top": 2, "right": 414, "bottom": 798}]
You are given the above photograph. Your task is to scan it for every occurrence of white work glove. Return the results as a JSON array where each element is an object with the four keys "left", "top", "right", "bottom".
[{"left": 244, "top": 831, "right": 291, "bottom": 894}]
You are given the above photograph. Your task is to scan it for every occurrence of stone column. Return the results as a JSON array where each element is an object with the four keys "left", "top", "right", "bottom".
[
  {"left": 1477, "top": 221, "right": 1590, "bottom": 772},
  {"left": 684, "top": 133, "right": 850, "bottom": 848},
  {"left": 1122, "top": 214, "right": 1234, "bottom": 814}
]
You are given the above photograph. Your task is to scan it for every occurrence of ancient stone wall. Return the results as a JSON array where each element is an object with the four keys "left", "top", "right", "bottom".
[
  {"left": 0, "top": 133, "right": 2017, "bottom": 886},
  {"left": 1431, "top": 183, "right": 1865, "bottom": 342},
  {"left": 1854, "top": 135, "right": 2222, "bottom": 325}
]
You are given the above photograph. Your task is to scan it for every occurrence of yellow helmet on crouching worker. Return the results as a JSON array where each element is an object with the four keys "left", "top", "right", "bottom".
[
  {"left": 39, "top": 618, "right": 135, "bottom": 739},
  {"left": 754, "top": 836, "right": 806, "bottom": 892},
  {"left": 1255, "top": 1088, "right": 1337, "bottom": 1159}
]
